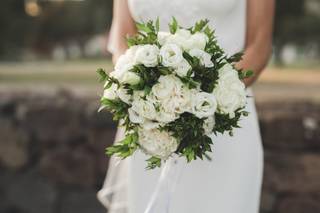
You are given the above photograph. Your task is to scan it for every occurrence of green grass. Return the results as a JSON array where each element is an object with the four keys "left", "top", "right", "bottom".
[
  {"left": 0, "top": 59, "right": 113, "bottom": 84},
  {"left": 0, "top": 59, "right": 319, "bottom": 85}
]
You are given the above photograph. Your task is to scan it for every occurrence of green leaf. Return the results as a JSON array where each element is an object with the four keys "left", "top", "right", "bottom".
[
  {"left": 97, "top": 68, "right": 107, "bottom": 82},
  {"left": 155, "top": 17, "right": 160, "bottom": 33},
  {"left": 169, "top": 17, "right": 178, "bottom": 34},
  {"left": 146, "top": 156, "right": 162, "bottom": 169},
  {"left": 192, "top": 19, "right": 209, "bottom": 33},
  {"left": 136, "top": 22, "right": 153, "bottom": 33},
  {"left": 239, "top": 70, "right": 255, "bottom": 80},
  {"left": 106, "top": 132, "right": 139, "bottom": 159},
  {"left": 227, "top": 52, "right": 244, "bottom": 63},
  {"left": 244, "top": 70, "right": 254, "bottom": 78}
]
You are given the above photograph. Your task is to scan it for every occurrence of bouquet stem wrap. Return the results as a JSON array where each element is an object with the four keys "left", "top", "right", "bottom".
[{"left": 144, "top": 155, "right": 184, "bottom": 213}]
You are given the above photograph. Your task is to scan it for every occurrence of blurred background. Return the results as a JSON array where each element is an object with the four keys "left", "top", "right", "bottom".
[{"left": 0, "top": 0, "right": 319, "bottom": 213}]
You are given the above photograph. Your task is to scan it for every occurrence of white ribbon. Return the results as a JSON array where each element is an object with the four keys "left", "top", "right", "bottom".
[{"left": 144, "top": 155, "right": 185, "bottom": 213}]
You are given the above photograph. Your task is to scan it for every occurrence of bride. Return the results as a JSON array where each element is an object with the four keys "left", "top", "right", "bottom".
[{"left": 98, "top": 0, "right": 274, "bottom": 213}]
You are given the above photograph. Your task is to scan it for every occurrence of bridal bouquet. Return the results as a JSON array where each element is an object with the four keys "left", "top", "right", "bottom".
[{"left": 98, "top": 18, "right": 253, "bottom": 169}]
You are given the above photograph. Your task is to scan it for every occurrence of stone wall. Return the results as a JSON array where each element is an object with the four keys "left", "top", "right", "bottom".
[{"left": 0, "top": 90, "right": 319, "bottom": 213}]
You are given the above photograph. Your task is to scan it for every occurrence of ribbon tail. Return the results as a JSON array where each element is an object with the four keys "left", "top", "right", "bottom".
[{"left": 144, "top": 155, "right": 184, "bottom": 213}]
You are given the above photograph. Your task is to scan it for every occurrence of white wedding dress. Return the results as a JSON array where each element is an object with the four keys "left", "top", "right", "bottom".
[{"left": 98, "top": 0, "right": 264, "bottom": 213}]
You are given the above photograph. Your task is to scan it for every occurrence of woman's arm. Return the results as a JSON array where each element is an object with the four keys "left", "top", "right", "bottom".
[
  {"left": 237, "top": 0, "right": 275, "bottom": 87},
  {"left": 109, "top": 0, "right": 136, "bottom": 63}
]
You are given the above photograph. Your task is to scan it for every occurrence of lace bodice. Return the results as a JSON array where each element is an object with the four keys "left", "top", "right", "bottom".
[{"left": 128, "top": 0, "right": 247, "bottom": 55}]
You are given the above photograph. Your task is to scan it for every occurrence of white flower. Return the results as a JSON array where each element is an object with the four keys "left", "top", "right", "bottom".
[
  {"left": 142, "top": 120, "right": 163, "bottom": 130},
  {"left": 103, "top": 83, "right": 117, "bottom": 100},
  {"left": 213, "top": 64, "right": 246, "bottom": 118},
  {"left": 131, "top": 97, "right": 157, "bottom": 120},
  {"left": 114, "top": 46, "right": 139, "bottom": 73},
  {"left": 175, "top": 29, "right": 192, "bottom": 39},
  {"left": 160, "top": 44, "right": 184, "bottom": 67},
  {"left": 121, "top": 71, "right": 141, "bottom": 85},
  {"left": 134, "top": 44, "right": 159, "bottom": 67},
  {"left": 187, "top": 32, "right": 208, "bottom": 50},
  {"left": 189, "top": 49, "right": 214, "bottom": 67},
  {"left": 218, "top": 63, "right": 239, "bottom": 80},
  {"left": 132, "top": 90, "right": 146, "bottom": 100},
  {"left": 116, "top": 87, "right": 132, "bottom": 104},
  {"left": 128, "top": 108, "right": 144, "bottom": 124},
  {"left": 164, "top": 29, "right": 191, "bottom": 50},
  {"left": 203, "top": 116, "right": 216, "bottom": 136},
  {"left": 191, "top": 92, "right": 218, "bottom": 119},
  {"left": 138, "top": 128, "right": 178, "bottom": 159},
  {"left": 151, "top": 75, "right": 191, "bottom": 115},
  {"left": 174, "top": 59, "right": 192, "bottom": 77},
  {"left": 161, "top": 86, "right": 193, "bottom": 114},
  {"left": 151, "top": 75, "right": 182, "bottom": 100},
  {"left": 157, "top": 32, "right": 171, "bottom": 45},
  {"left": 155, "top": 109, "right": 178, "bottom": 123}
]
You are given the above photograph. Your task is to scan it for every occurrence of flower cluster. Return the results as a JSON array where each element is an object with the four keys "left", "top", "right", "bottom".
[{"left": 98, "top": 18, "right": 253, "bottom": 169}]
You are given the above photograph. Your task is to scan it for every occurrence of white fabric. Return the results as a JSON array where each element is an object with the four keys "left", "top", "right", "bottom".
[{"left": 99, "top": 0, "right": 264, "bottom": 213}]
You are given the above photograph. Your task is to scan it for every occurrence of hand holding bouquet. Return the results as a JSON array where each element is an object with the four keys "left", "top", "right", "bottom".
[{"left": 98, "top": 18, "right": 253, "bottom": 169}]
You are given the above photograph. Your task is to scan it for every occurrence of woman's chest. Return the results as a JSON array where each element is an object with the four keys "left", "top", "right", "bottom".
[{"left": 128, "top": 0, "right": 240, "bottom": 22}]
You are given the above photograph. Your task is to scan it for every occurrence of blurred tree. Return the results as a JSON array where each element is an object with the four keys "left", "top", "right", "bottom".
[
  {"left": 1, "top": 0, "right": 319, "bottom": 61},
  {"left": 274, "top": 0, "right": 320, "bottom": 64},
  {"left": 0, "top": 0, "right": 35, "bottom": 59},
  {"left": 0, "top": 0, "right": 113, "bottom": 60}
]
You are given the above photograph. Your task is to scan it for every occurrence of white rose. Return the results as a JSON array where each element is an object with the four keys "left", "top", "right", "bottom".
[
  {"left": 134, "top": 44, "right": 159, "bottom": 67},
  {"left": 151, "top": 75, "right": 182, "bottom": 100},
  {"left": 164, "top": 29, "right": 191, "bottom": 50},
  {"left": 187, "top": 32, "right": 208, "bottom": 50},
  {"left": 160, "top": 44, "right": 184, "bottom": 67},
  {"left": 155, "top": 109, "right": 178, "bottom": 123},
  {"left": 189, "top": 49, "right": 214, "bottom": 67},
  {"left": 121, "top": 71, "right": 141, "bottom": 85},
  {"left": 116, "top": 87, "right": 132, "bottom": 104},
  {"left": 132, "top": 90, "right": 146, "bottom": 100},
  {"left": 151, "top": 75, "right": 192, "bottom": 116},
  {"left": 218, "top": 63, "right": 239, "bottom": 80},
  {"left": 191, "top": 91, "right": 218, "bottom": 119},
  {"left": 131, "top": 97, "right": 157, "bottom": 120},
  {"left": 162, "top": 86, "right": 193, "bottom": 114},
  {"left": 213, "top": 77, "right": 246, "bottom": 118},
  {"left": 203, "top": 116, "right": 216, "bottom": 136},
  {"left": 158, "top": 32, "right": 171, "bottom": 46},
  {"left": 174, "top": 59, "right": 192, "bottom": 77},
  {"left": 128, "top": 108, "right": 144, "bottom": 124},
  {"left": 138, "top": 128, "right": 178, "bottom": 159},
  {"left": 175, "top": 29, "right": 192, "bottom": 39},
  {"left": 103, "top": 83, "right": 117, "bottom": 100},
  {"left": 142, "top": 120, "right": 163, "bottom": 130},
  {"left": 114, "top": 45, "right": 139, "bottom": 73}
]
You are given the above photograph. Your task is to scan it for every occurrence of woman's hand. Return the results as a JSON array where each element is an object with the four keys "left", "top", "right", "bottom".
[{"left": 236, "top": 0, "right": 275, "bottom": 87}]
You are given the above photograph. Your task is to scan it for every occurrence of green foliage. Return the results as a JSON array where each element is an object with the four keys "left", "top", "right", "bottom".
[
  {"left": 203, "top": 25, "right": 225, "bottom": 62},
  {"left": 146, "top": 156, "right": 162, "bottom": 169},
  {"left": 100, "top": 98, "right": 129, "bottom": 121},
  {"left": 182, "top": 51, "right": 219, "bottom": 93},
  {"left": 213, "top": 109, "right": 249, "bottom": 136},
  {"left": 238, "top": 70, "right": 254, "bottom": 80},
  {"left": 227, "top": 52, "right": 244, "bottom": 64},
  {"left": 106, "top": 131, "right": 139, "bottom": 159},
  {"left": 96, "top": 68, "right": 120, "bottom": 88},
  {"left": 169, "top": 17, "right": 179, "bottom": 34},
  {"left": 162, "top": 113, "right": 213, "bottom": 162},
  {"left": 191, "top": 19, "right": 210, "bottom": 34},
  {"left": 127, "top": 20, "right": 159, "bottom": 47},
  {"left": 129, "top": 64, "right": 162, "bottom": 93}
]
